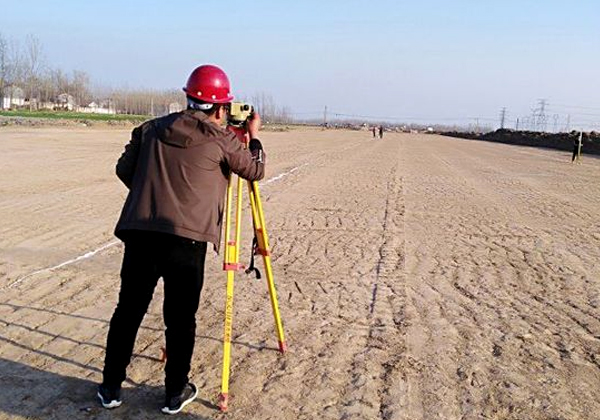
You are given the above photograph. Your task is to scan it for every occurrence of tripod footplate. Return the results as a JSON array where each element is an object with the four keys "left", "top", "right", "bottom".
[{"left": 218, "top": 393, "right": 229, "bottom": 412}]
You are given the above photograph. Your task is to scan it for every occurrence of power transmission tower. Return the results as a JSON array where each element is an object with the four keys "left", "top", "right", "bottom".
[
  {"left": 539, "top": 99, "right": 547, "bottom": 131},
  {"left": 500, "top": 107, "right": 507, "bottom": 129},
  {"left": 532, "top": 99, "right": 547, "bottom": 132},
  {"left": 516, "top": 117, "right": 519, "bottom": 131},
  {"left": 323, "top": 105, "right": 328, "bottom": 128}
]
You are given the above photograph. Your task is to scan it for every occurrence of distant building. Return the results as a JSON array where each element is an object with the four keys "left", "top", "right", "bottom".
[
  {"left": 1, "top": 86, "right": 25, "bottom": 109},
  {"left": 78, "top": 100, "right": 116, "bottom": 115},
  {"left": 39, "top": 101, "right": 56, "bottom": 110},
  {"left": 57, "top": 93, "right": 76, "bottom": 111}
]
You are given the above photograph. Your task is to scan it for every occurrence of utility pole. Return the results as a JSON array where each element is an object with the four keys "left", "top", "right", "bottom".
[
  {"left": 323, "top": 105, "right": 327, "bottom": 128},
  {"left": 500, "top": 107, "right": 507, "bottom": 129},
  {"left": 516, "top": 117, "right": 519, "bottom": 131}
]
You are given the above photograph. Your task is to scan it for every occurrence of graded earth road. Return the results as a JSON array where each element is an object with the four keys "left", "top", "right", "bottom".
[{"left": 0, "top": 126, "right": 599, "bottom": 420}]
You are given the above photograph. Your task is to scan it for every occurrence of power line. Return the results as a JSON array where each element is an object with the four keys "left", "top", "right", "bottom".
[
  {"left": 545, "top": 108, "right": 600, "bottom": 118},
  {"left": 288, "top": 113, "right": 501, "bottom": 134},
  {"left": 551, "top": 103, "right": 600, "bottom": 112},
  {"left": 327, "top": 111, "right": 498, "bottom": 122},
  {"left": 288, "top": 104, "right": 598, "bottom": 131},
  {"left": 288, "top": 111, "right": 322, "bottom": 115}
]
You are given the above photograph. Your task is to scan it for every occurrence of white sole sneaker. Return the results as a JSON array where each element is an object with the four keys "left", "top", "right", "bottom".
[
  {"left": 161, "top": 383, "right": 198, "bottom": 415},
  {"left": 97, "top": 391, "right": 122, "bottom": 409}
]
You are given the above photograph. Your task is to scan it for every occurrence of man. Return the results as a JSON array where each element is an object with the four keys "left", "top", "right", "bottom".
[
  {"left": 97, "top": 64, "right": 265, "bottom": 415},
  {"left": 571, "top": 132, "right": 581, "bottom": 163}
]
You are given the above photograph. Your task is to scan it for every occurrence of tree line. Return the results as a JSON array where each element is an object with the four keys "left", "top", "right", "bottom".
[
  {"left": 0, "top": 33, "right": 293, "bottom": 122},
  {"left": 0, "top": 34, "right": 93, "bottom": 109}
]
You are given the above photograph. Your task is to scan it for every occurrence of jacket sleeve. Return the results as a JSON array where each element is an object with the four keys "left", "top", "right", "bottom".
[
  {"left": 222, "top": 133, "right": 265, "bottom": 181},
  {"left": 116, "top": 126, "right": 142, "bottom": 188}
]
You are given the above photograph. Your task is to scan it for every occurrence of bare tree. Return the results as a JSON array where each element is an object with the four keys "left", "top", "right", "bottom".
[
  {"left": 0, "top": 32, "right": 8, "bottom": 100},
  {"left": 4, "top": 37, "right": 26, "bottom": 108},
  {"left": 278, "top": 105, "right": 293, "bottom": 124},
  {"left": 52, "top": 68, "right": 70, "bottom": 96},
  {"left": 105, "top": 87, "right": 185, "bottom": 116},
  {"left": 3, "top": 34, "right": 277, "bottom": 117},
  {"left": 24, "top": 34, "right": 44, "bottom": 109},
  {"left": 71, "top": 70, "right": 91, "bottom": 107},
  {"left": 247, "top": 92, "right": 295, "bottom": 124}
]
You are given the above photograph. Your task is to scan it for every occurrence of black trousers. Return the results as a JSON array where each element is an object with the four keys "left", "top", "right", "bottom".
[{"left": 102, "top": 231, "right": 207, "bottom": 396}]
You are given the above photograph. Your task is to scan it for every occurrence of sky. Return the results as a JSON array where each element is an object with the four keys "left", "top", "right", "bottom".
[{"left": 2, "top": 0, "right": 599, "bottom": 129}]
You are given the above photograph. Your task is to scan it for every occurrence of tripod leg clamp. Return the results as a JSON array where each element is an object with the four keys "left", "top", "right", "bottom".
[
  {"left": 223, "top": 263, "right": 246, "bottom": 271},
  {"left": 256, "top": 248, "right": 270, "bottom": 256}
]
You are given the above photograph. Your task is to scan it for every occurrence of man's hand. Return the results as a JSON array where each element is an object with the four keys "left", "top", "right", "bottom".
[{"left": 247, "top": 111, "right": 261, "bottom": 139}]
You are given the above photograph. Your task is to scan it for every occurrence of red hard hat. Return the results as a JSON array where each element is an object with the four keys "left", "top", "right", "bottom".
[{"left": 183, "top": 65, "right": 234, "bottom": 104}]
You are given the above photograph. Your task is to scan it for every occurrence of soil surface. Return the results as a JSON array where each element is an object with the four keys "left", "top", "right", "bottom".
[{"left": 0, "top": 127, "right": 599, "bottom": 420}]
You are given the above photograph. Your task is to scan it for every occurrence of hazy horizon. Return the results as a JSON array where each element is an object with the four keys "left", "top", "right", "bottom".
[{"left": 2, "top": 0, "right": 599, "bottom": 129}]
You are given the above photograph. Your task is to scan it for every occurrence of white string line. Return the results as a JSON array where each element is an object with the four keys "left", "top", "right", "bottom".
[
  {"left": 8, "top": 240, "right": 120, "bottom": 288},
  {"left": 6, "top": 163, "right": 309, "bottom": 288},
  {"left": 262, "top": 163, "right": 309, "bottom": 185}
]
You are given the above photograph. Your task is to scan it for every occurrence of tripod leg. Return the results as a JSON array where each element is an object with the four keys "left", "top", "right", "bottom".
[
  {"left": 219, "top": 270, "right": 235, "bottom": 411},
  {"left": 219, "top": 173, "right": 243, "bottom": 411},
  {"left": 247, "top": 180, "right": 287, "bottom": 353}
]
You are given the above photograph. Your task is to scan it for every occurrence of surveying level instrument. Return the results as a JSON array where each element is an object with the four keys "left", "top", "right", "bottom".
[
  {"left": 218, "top": 105, "right": 287, "bottom": 412},
  {"left": 228, "top": 102, "right": 254, "bottom": 126}
]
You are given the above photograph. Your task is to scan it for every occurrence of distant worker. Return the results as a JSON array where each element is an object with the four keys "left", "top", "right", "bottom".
[
  {"left": 379, "top": 125, "right": 384, "bottom": 139},
  {"left": 372, "top": 126, "right": 377, "bottom": 138},
  {"left": 571, "top": 132, "right": 582, "bottom": 163},
  {"left": 98, "top": 64, "right": 266, "bottom": 415}
]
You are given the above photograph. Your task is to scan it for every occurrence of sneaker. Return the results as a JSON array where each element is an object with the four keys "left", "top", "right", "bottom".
[
  {"left": 97, "top": 383, "right": 122, "bottom": 409},
  {"left": 161, "top": 383, "right": 198, "bottom": 415}
]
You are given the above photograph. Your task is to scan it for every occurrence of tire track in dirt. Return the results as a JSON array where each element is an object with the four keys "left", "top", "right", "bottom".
[
  {"left": 402, "top": 135, "right": 600, "bottom": 420},
  {"left": 211, "top": 135, "right": 408, "bottom": 420},
  {"left": 337, "top": 158, "right": 407, "bottom": 420}
]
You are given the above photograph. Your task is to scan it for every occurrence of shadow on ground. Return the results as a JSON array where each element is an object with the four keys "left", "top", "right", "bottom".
[{"left": 0, "top": 358, "right": 214, "bottom": 420}]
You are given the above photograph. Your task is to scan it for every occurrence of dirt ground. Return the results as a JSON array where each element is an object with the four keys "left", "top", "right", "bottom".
[{"left": 0, "top": 126, "right": 599, "bottom": 420}]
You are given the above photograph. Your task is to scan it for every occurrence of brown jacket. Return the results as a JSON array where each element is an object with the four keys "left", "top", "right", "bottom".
[{"left": 114, "top": 110, "right": 265, "bottom": 250}]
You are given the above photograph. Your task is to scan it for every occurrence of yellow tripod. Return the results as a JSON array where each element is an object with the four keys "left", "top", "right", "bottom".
[{"left": 218, "top": 126, "right": 287, "bottom": 412}]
